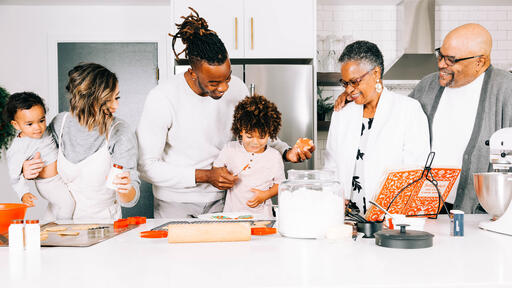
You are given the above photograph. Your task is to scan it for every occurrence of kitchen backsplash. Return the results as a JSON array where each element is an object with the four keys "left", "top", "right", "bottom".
[
  {"left": 317, "top": 4, "right": 512, "bottom": 73},
  {"left": 314, "top": 3, "right": 512, "bottom": 169}
]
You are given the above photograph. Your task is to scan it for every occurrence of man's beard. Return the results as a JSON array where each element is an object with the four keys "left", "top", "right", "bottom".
[{"left": 440, "top": 68, "right": 455, "bottom": 87}]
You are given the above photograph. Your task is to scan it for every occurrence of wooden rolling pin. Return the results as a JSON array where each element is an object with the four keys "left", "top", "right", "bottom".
[{"left": 167, "top": 222, "right": 251, "bottom": 243}]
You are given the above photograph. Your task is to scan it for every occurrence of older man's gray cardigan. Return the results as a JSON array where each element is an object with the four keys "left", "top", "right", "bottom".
[{"left": 409, "top": 66, "right": 512, "bottom": 213}]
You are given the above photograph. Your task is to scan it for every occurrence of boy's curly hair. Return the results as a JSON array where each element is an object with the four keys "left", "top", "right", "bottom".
[{"left": 232, "top": 95, "right": 281, "bottom": 141}]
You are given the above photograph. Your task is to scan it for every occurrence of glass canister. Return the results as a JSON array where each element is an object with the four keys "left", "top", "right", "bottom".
[{"left": 278, "top": 170, "right": 344, "bottom": 239}]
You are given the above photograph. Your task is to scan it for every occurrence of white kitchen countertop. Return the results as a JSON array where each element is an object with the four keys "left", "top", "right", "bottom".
[{"left": 1, "top": 215, "right": 511, "bottom": 288}]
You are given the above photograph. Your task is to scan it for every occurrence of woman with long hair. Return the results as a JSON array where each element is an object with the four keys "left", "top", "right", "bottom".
[{"left": 23, "top": 63, "right": 139, "bottom": 219}]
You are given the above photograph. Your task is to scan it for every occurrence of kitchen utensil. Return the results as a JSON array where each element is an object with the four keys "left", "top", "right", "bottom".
[
  {"left": 474, "top": 172, "right": 512, "bottom": 217},
  {"left": 474, "top": 127, "right": 512, "bottom": 236},
  {"left": 197, "top": 212, "right": 267, "bottom": 220},
  {"left": 140, "top": 230, "right": 168, "bottom": 238},
  {"left": 356, "top": 221, "right": 383, "bottom": 238},
  {"left": 150, "top": 219, "right": 275, "bottom": 232},
  {"left": 374, "top": 224, "right": 434, "bottom": 249},
  {"left": 251, "top": 227, "right": 277, "bottom": 236},
  {"left": 233, "top": 164, "right": 250, "bottom": 177},
  {"left": 0, "top": 203, "right": 28, "bottom": 235},
  {"left": 167, "top": 222, "right": 251, "bottom": 243},
  {"left": 26, "top": 223, "right": 139, "bottom": 247},
  {"left": 369, "top": 200, "right": 393, "bottom": 219},
  {"left": 345, "top": 209, "right": 367, "bottom": 223}
]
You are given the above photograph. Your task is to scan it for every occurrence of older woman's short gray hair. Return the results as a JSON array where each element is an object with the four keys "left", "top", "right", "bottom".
[{"left": 338, "top": 40, "right": 384, "bottom": 78}]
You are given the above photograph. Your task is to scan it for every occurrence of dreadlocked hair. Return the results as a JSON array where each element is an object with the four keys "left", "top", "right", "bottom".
[
  {"left": 169, "top": 7, "right": 228, "bottom": 66},
  {"left": 232, "top": 95, "right": 282, "bottom": 141}
]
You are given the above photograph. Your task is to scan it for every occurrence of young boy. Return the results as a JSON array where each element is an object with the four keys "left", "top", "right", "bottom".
[
  {"left": 4, "top": 92, "right": 75, "bottom": 220},
  {"left": 214, "top": 95, "right": 285, "bottom": 217}
]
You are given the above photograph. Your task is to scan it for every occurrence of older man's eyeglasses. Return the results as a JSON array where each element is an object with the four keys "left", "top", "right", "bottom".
[
  {"left": 435, "top": 48, "right": 483, "bottom": 66},
  {"left": 339, "top": 69, "right": 373, "bottom": 88}
]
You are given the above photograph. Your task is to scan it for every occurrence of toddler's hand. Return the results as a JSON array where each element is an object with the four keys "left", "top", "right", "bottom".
[
  {"left": 21, "top": 193, "right": 37, "bottom": 207},
  {"left": 114, "top": 172, "right": 132, "bottom": 194},
  {"left": 22, "top": 152, "right": 44, "bottom": 179},
  {"left": 247, "top": 188, "right": 269, "bottom": 208}
]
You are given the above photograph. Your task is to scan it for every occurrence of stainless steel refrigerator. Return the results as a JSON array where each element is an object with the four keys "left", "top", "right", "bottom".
[{"left": 176, "top": 63, "right": 315, "bottom": 171}]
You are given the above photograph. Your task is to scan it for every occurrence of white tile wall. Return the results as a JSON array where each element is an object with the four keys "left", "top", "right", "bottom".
[
  {"left": 436, "top": 5, "right": 512, "bottom": 70},
  {"left": 317, "top": 4, "right": 512, "bottom": 74},
  {"left": 317, "top": 5, "right": 398, "bottom": 71}
]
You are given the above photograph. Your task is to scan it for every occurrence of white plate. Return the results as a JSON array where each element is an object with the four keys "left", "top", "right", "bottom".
[{"left": 197, "top": 212, "right": 268, "bottom": 220}]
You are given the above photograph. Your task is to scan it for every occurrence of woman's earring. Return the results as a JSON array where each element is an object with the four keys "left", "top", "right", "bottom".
[{"left": 375, "top": 80, "right": 383, "bottom": 93}]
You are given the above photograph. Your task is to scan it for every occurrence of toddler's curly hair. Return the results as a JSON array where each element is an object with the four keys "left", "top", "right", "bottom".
[{"left": 232, "top": 95, "right": 281, "bottom": 141}]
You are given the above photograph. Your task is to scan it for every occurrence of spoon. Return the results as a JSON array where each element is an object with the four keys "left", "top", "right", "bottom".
[{"left": 369, "top": 200, "right": 393, "bottom": 218}]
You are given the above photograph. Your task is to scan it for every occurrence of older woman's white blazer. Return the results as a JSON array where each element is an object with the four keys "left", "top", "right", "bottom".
[{"left": 323, "top": 88, "right": 430, "bottom": 201}]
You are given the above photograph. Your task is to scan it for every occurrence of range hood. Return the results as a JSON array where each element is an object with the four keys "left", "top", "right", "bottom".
[{"left": 383, "top": 0, "right": 438, "bottom": 81}]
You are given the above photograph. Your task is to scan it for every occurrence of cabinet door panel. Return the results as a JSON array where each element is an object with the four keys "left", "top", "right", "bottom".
[
  {"left": 244, "top": 0, "right": 314, "bottom": 58},
  {"left": 173, "top": 0, "right": 244, "bottom": 59}
]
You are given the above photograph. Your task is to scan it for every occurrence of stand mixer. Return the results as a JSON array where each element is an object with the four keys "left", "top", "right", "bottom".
[{"left": 474, "top": 127, "right": 512, "bottom": 235}]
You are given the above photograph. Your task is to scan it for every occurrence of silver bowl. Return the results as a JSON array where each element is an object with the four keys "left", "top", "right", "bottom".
[{"left": 473, "top": 172, "right": 512, "bottom": 217}]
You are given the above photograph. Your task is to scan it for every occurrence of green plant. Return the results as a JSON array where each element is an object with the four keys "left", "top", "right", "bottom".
[
  {"left": 317, "top": 87, "right": 334, "bottom": 121},
  {"left": 0, "top": 86, "right": 15, "bottom": 157}
]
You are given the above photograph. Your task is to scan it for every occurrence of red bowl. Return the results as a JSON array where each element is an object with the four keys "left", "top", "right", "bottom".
[{"left": 0, "top": 203, "right": 28, "bottom": 235}]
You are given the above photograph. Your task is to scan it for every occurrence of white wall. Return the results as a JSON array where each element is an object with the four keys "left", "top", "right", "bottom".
[{"left": 0, "top": 4, "right": 171, "bottom": 217}]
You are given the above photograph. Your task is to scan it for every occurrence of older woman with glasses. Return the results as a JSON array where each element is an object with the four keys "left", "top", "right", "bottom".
[{"left": 323, "top": 40, "right": 430, "bottom": 215}]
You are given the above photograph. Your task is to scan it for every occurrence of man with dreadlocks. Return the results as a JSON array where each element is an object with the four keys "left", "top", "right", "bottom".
[{"left": 136, "top": 8, "right": 314, "bottom": 218}]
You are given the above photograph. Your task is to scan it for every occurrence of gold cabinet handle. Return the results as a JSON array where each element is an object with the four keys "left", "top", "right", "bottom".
[
  {"left": 251, "top": 17, "right": 254, "bottom": 50},
  {"left": 235, "top": 17, "right": 238, "bottom": 50}
]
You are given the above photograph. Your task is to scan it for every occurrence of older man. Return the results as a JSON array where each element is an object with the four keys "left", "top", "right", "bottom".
[{"left": 409, "top": 24, "right": 512, "bottom": 213}]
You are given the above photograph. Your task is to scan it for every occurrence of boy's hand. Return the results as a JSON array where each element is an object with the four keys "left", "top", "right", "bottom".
[
  {"left": 247, "top": 188, "right": 269, "bottom": 208},
  {"left": 21, "top": 193, "right": 37, "bottom": 207},
  {"left": 22, "top": 152, "right": 44, "bottom": 179}
]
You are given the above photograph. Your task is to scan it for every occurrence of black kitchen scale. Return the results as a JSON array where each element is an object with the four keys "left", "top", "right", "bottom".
[{"left": 374, "top": 224, "right": 434, "bottom": 249}]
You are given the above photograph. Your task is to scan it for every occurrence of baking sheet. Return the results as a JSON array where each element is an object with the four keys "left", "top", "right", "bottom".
[
  {"left": 41, "top": 223, "right": 139, "bottom": 247},
  {"left": 0, "top": 223, "right": 139, "bottom": 247}
]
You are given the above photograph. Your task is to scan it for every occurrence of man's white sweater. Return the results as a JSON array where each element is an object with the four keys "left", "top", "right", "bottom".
[{"left": 137, "top": 73, "right": 288, "bottom": 203}]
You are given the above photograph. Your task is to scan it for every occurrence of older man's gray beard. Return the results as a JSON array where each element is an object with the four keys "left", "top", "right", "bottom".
[{"left": 440, "top": 68, "right": 455, "bottom": 87}]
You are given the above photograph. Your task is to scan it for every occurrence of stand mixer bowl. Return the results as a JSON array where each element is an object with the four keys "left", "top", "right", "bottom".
[{"left": 473, "top": 172, "right": 512, "bottom": 217}]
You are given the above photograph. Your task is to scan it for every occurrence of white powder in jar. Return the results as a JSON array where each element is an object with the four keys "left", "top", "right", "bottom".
[{"left": 278, "top": 186, "right": 344, "bottom": 239}]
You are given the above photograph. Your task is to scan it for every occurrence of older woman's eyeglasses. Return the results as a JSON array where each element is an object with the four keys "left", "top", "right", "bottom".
[
  {"left": 339, "top": 69, "right": 373, "bottom": 88},
  {"left": 435, "top": 48, "right": 483, "bottom": 66}
]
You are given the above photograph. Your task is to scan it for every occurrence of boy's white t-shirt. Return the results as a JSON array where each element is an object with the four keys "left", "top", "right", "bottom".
[{"left": 213, "top": 141, "right": 285, "bottom": 217}]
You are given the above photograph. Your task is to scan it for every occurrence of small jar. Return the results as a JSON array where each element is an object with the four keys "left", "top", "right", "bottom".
[
  {"left": 106, "top": 164, "right": 123, "bottom": 190},
  {"left": 278, "top": 170, "right": 344, "bottom": 239},
  {"left": 8, "top": 219, "right": 24, "bottom": 251},
  {"left": 25, "top": 220, "right": 40, "bottom": 251}
]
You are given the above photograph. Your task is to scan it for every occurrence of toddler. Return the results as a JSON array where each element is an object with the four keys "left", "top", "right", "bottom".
[
  {"left": 214, "top": 95, "right": 285, "bottom": 217},
  {"left": 4, "top": 92, "right": 75, "bottom": 220}
]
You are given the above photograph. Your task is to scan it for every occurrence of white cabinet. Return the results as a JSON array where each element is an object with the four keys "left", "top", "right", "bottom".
[{"left": 172, "top": 0, "right": 315, "bottom": 59}]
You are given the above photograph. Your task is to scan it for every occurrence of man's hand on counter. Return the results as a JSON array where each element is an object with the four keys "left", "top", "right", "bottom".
[{"left": 196, "top": 167, "right": 238, "bottom": 190}]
